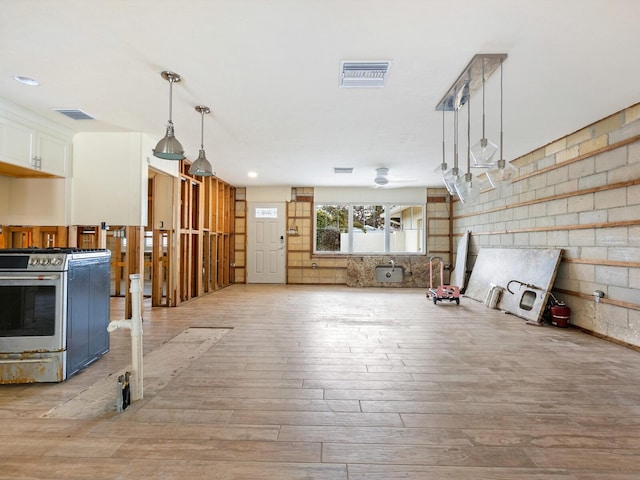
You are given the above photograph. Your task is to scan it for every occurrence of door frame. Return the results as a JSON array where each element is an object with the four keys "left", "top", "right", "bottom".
[{"left": 246, "top": 202, "right": 286, "bottom": 284}]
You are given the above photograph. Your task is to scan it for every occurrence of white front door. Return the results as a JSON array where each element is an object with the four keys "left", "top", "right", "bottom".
[{"left": 247, "top": 203, "right": 286, "bottom": 284}]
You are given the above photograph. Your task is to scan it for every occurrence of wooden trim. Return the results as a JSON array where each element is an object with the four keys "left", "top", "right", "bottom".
[
  {"left": 554, "top": 288, "right": 640, "bottom": 311},
  {"left": 570, "top": 324, "right": 640, "bottom": 353},
  {"left": 470, "top": 219, "right": 640, "bottom": 236},
  {"left": 515, "top": 134, "right": 640, "bottom": 183},
  {"left": 563, "top": 257, "right": 640, "bottom": 269},
  {"left": 456, "top": 177, "right": 640, "bottom": 221}
]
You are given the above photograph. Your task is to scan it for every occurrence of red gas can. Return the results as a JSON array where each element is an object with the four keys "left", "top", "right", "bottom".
[{"left": 550, "top": 304, "right": 571, "bottom": 328}]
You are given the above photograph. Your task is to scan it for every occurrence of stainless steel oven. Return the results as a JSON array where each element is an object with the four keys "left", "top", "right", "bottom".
[{"left": 0, "top": 248, "right": 111, "bottom": 383}]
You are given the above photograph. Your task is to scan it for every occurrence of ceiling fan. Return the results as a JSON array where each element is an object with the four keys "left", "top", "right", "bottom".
[{"left": 373, "top": 167, "right": 415, "bottom": 187}]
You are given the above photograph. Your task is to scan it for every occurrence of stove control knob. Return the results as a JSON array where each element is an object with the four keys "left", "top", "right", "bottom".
[
  {"left": 41, "top": 257, "right": 51, "bottom": 266},
  {"left": 51, "top": 257, "right": 63, "bottom": 266},
  {"left": 29, "top": 257, "right": 39, "bottom": 266}
]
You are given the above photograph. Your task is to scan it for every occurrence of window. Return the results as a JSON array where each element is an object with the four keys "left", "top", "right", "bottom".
[
  {"left": 255, "top": 207, "right": 278, "bottom": 218},
  {"left": 314, "top": 203, "right": 424, "bottom": 254}
]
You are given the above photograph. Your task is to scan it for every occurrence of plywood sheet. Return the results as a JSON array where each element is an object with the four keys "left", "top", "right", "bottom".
[{"left": 465, "top": 248, "right": 563, "bottom": 323}]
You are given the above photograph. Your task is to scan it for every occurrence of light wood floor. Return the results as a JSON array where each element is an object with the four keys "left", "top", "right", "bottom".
[{"left": 1, "top": 284, "right": 640, "bottom": 479}]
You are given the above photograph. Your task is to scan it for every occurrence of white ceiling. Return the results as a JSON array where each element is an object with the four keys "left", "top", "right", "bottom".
[{"left": 1, "top": 0, "right": 638, "bottom": 189}]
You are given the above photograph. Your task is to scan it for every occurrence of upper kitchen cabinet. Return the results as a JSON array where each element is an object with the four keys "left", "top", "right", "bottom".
[
  {"left": 0, "top": 116, "right": 33, "bottom": 170},
  {"left": 34, "top": 130, "right": 70, "bottom": 177},
  {"left": 0, "top": 100, "right": 73, "bottom": 178}
]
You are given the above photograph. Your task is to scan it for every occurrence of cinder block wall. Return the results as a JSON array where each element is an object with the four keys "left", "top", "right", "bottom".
[{"left": 454, "top": 103, "right": 640, "bottom": 347}]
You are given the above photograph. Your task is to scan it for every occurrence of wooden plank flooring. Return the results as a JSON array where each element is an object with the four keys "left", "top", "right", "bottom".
[{"left": 2, "top": 284, "right": 640, "bottom": 479}]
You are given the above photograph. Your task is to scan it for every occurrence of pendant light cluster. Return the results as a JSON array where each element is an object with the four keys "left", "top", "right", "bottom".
[
  {"left": 152, "top": 70, "right": 216, "bottom": 177},
  {"left": 434, "top": 54, "right": 516, "bottom": 202}
]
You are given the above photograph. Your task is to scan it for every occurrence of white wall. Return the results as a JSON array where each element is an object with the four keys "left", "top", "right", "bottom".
[
  {"left": 0, "top": 176, "right": 9, "bottom": 221},
  {"left": 72, "top": 132, "right": 155, "bottom": 226},
  {"left": 2, "top": 177, "right": 67, "bottom": 225}
]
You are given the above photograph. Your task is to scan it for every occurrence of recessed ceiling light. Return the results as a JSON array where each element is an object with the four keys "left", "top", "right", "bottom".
[
  {"left": 14, "top": 75, "right": 39, "bottom": 86},
  {"left": 248, "top": 171, "right": 258, "bottom": 178}
]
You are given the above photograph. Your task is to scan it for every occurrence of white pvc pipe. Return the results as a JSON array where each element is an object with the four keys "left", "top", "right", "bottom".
[{"left": 107, "top": 273, "right": 144, "bottom": 401}]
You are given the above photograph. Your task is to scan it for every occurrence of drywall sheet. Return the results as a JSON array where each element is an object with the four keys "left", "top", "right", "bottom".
[
  {"left": 452, "top": 230, "right": 470, "bottom": 290},
  {"left": 465, "top": 247, "right": 563, "bottom": 323}
]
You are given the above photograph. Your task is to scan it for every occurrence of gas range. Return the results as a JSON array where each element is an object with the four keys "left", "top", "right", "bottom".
[
  {"left": 0, "top": 248, "right": 110, "bottom": 272},
  {"left": 0, "top": 247, "right": 111, "bottom": 383}
]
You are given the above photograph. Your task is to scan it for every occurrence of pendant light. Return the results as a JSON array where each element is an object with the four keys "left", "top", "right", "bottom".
[
  {"left": 455, "top": 87, "right": 482, "bottom": 204},
  {"left": 443, "top": 106, "right": 461, "bottom": 194},
  {"left": 470, "top": 57, "right": 498, "bottom": 167},
  {"left": 189, "top": 105, "right": 215, "bottom": 177},
  {"left": 153, "top": 71, "right": 185, "bottom": 160},
  {"left": 487, "top": 59, "right": 518, "bottom": 191},
  {"left": 434, "top": 107, "right": 456, "bottom": 195}
]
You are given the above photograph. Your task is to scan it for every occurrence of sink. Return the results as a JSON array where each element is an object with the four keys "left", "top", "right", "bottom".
[
  {"left": 519, "top": 290, "right": 537, "bottom": 311},
  {"left": 375, "top": 265, "right": 405, "bottom": 282}
]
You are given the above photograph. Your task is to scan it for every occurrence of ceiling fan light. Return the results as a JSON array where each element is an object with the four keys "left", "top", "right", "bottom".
[
  {"left": 470, "top": 137, "right": 498, "bottom": 167},
  {"left": 189, "top": 149, "right": 215, "bottom": 176},
  {"left": 153, "top": 122, "right": 185, "bottom": 160}
]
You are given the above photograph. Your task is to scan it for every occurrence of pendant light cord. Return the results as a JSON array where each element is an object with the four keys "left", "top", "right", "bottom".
[
  {"left": 467, "top": 87, "right": 471, "bottom": 174},
  {"left": 481, "top": 58, "right": 486, "bottom": 139},
  {"left": 499, "top": 58, "right": 504, "bottom": 162},
  {"left": 441, "top": 107, "right": 445, "bottom": 166},
  {"left": 453, "top": 106, "right": 458, "bottom": 171},
  {"left": 168, "top": 77, "right": 174, "bottom": 124},
  {"left": 200, "top": 110, "right": 205, "bottom": 149}
]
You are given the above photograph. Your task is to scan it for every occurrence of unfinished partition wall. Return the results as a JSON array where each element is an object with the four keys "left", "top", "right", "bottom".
[
  {"left": 426, "top": 188, "right": 453, "bottom": 285},
  {"left": 175, "top": 162, "right": 236, "bottom": 305},
  {"left": 454, "top": 103, "right": 640, "bottom": 347},
  {"left": 233, "top": 188, "right": 247, "bottom": 284}
]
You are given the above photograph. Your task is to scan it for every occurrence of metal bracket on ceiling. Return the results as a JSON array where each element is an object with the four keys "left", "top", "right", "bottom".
[{"left": 435, "top": 53, "right": 508, "bottom": 112}]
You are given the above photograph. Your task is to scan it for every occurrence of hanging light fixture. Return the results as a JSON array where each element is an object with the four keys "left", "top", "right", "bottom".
[
  {"left": 153, "top": 71, "right": 185, "bottom": 160},
  {"left": 487, "top": 58, "right": 518, "bottom": 191},
  {"left": 189, "top": 105, "right": 215, "bottom": 177},
  {"left": 435, "top": 54, "right": 507, "bottom": 199},
  {"left": 455, "top": 85, "right": 482, "bottom": 204},
  {"left": 470, "top": 57, "right": 498, "bottom": 167},
  {"left": 434, "top": 107, "right": 456, "bottom": 195},
  {"left": 443, "top": 106, "right": 461, "bottom": 195}
]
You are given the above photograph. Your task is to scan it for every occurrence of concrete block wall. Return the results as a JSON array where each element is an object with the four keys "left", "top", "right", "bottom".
[{"left": 454, "top": 103, "right": 640, "bottom": 347}]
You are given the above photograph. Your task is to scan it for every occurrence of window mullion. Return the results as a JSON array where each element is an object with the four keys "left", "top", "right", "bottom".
[{"left": 348, "top": 204, "right": 354, "bottom": 253}]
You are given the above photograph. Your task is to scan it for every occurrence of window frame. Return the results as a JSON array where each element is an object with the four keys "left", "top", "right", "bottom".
[{"left": 313, "top": 202, "right": 426, "bottom": 255}]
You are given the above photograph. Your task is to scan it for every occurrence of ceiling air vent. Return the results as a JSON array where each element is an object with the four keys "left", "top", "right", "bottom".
[
  {"left": 54, "top": 109, "right": 95, "bottom": 120},
  {"left": 340, "top": 61, "right": 390, "bottom": 88},
  {"left": 333, "top": 167, "right": 354, "bottom": 174}
]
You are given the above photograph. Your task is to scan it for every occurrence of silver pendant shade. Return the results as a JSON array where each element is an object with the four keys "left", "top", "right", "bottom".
[
  {"left": 189, "top": 105, "right": 215, "bottom": 177},
  {"left": 153, "top": 71, "right": 185, "bottom": 161}
]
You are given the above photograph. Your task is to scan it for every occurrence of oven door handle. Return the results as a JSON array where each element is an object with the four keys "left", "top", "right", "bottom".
[{"left": 0, "top": 275, "right": 60, "bottom": 281}]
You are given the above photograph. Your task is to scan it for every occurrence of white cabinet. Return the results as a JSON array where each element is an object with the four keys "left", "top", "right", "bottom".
[
  {"left": 0, "top": 116, "right": 71, "bottom": 177},
  {"left": 34, "top": 131, "right": 70, "bottom": 177},
  {"left": 0, "top": 116, "right": 34, "bottom": 168}
]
